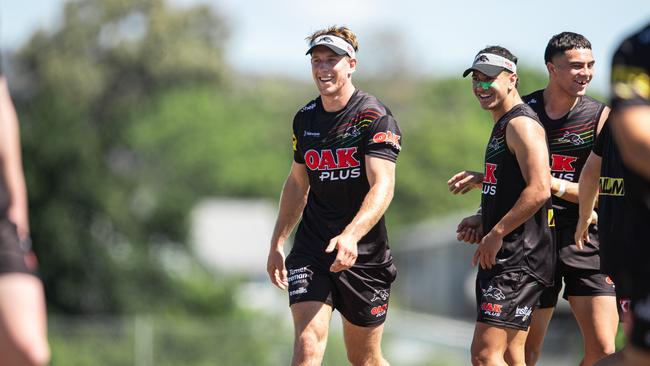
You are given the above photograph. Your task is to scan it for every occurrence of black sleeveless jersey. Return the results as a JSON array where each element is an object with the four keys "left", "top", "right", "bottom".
[
  {"left": 523, "top": 90, "right": 606, "bottom": 230},
  {"left": 593, "top": 122, "right": 627, "bottom": 276},
  {"left": 480, "top": 103, "right": 555, "bottom": 285},
  {"left": 611, "top": 23, "right": 650, "bottom": 275},
  {"left": 291, "top": 89, "right": 401, "bottom": 267}
]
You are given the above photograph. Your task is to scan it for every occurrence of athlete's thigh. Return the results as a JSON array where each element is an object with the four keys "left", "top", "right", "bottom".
[
  {"left": 569, "top": 295, "right": 618, "bottom": 346},
  {"left": 290, "top": 301, "right": 333, "bottom": 338},
  {"left": 0, "top": 273, "right": 48, "bottom": 350},
  {"left": 341, "top": 316, "right": 385, "bottom": 355},
  {"left": 524, "top": 307, "right": 555, "bottom": 350}
]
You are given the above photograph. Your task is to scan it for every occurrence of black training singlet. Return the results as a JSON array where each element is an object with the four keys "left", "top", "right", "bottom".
[
  {"left": 480, "top": 103, "right": 555, "bottom": 285},
  {"left": 523, "top": 90, "right": 606, "bottom": 229},
  {"left": 611, "top": 23, "right": 650, "bottom": 275},
  {"left": 291, "top": 89, "right": 401, "bottom": 267},
  {"left": 592, "top": 121, "right": 627, "bottom": 277},
  {"left": 524, "top": 90, "right": 605, "bottom": 269}
]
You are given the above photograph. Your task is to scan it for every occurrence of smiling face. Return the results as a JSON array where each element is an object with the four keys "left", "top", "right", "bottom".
[
  {"left": 471, "top": 70, "right": 516, "bottom": 111},
  {"left": 547, "top": 48, "right": 595, "bottom": 97},
  {"left": 310, "top": 46, "right": 356, "bottom": 97}
]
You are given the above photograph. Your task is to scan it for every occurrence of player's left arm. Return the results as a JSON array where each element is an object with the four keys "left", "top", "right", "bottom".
[
  {"left": 326, "top": 156, "right": 395, "bottom": 272},
  {"left": 473, "top": 116, "right": 551, "bottom": 269},
  {"left": 612, "top": 105, "right": 650, "bottom": 180}
]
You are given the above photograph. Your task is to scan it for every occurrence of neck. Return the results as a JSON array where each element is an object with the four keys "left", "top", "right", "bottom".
[
  {"left": 321, "top": 82, "right": 356, "bottom": 112},
  {"left": 543, "top": 83, "right": 579, "bottom": 119},
  {"left": 491, "top": 89, "right": 522, "bottom": 123}
]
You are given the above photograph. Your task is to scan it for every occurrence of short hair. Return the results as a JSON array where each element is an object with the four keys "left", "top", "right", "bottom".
[
  {"left": 544, "top": 32, "right": 592, "bottom": 63},
  {"left": 476, "top": 45, "right": 518, "bottom": 71},
  {"left": 306, "top": 26, "right": 359, "bottom": 53}
]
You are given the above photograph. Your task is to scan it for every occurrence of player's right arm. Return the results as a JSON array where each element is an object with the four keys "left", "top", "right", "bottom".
[
  {"left": 267, "top": 162, "right": 310, "bottom": 290},
  {"left": 575, "top": 152, "right": 601, "bottom": 249}
]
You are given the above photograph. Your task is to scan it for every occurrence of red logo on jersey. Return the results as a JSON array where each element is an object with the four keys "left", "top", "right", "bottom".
[
  {"left": 484, "top": 163, "right": 498, "bottom": 184},
  {"left": 372, "top": 131, "right": 401, "bottom": 150},
  {"left": 304, "top": 147, "right": 360, "bottom": 171},
  {"left": 551, "top": 154, "right": 578, "bottom": 172}
]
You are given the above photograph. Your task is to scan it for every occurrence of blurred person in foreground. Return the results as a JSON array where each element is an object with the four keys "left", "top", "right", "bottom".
[
  {"left": 0, "top": 75, "right": 49, "bottom": 365},
  {"left": 266, "top": 25, "right": 401, "bottom": 366},
  {"left": 589, "top": 21, "right": 650, "bottom": 366},
  {"left": 452, "top": 46, "right": 554, "bottom": 365}
]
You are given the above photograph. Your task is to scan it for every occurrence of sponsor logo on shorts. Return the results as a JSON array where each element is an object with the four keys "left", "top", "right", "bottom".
[
  {"left": 370, "top": 289, "right": 389, "bottom": 302},
  {"left": 482, "top": 286, "right": 506, "bottom": 301},
  {"left": 481, "top": 302, "right": 502, "bottom": 317},
  {"left": 288, "top": 266, "right": 313, "bottom": 285},
  {"left": 371, "top": 304, "right": 388, "bottom": 317},
  {"left": 289, "top": 287, "right": 308, "bottom": 297},
  {"left": 515, "top": 306, "right": 532, "bottom": 321}
]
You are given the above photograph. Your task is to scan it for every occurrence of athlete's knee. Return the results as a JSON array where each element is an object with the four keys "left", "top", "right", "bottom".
[
  {"left": 471, "top": 349, "right": 506, "bottom": 366},
  {"left": 294, "top": 331, "right": 327, "bottom": 363},
  {"left": 346, "top": 348, "right": 386, "bottom": 366}
]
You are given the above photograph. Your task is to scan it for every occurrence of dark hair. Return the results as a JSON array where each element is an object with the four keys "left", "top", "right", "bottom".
[
  {"left": 544, "top": 32, "right": 592, "bottom": 63},
  {"left": 477, "top": 45, "right": 518, "bottom": 70}
]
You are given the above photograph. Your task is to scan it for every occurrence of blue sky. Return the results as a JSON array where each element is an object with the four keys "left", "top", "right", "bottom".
[{"left": 2, "top": 0, "right": 649, "bottom": 93}]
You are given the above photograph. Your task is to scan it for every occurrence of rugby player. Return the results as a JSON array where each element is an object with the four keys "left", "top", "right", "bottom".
[{"left": 266, "top": 26, "right": 401, "bottom": 366}]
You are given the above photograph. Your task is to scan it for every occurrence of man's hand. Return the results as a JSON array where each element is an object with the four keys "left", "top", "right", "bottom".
[
  {"left": 325, "top": 233, "right": 358, "bottom": 272},
  {"left": 456, "top": 214, "right": 482, "bottom": 244},
  {"left": 574, "top": 210, "right": 598, "bottom": 250},
  {"left": 472, "top": 231, "right": 503, "bottom": 269},
  {"left": 266, "top": 248, "right": 288, "bottom": 290},
  {"left": 447, "top": 170, "right": 484, "bottom": 194}
]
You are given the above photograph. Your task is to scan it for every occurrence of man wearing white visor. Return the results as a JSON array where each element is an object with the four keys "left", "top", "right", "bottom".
[
  {"left": 267, "top": 25, "right": 402, "bottom": 366},
  {"left": 450, "top": 46, "right": 555, "bottom": 365}
]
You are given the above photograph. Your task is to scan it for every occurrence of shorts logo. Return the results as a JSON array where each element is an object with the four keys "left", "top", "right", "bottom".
[
  {"left": 515, "top": 306, "right": 532, "bottom": 321},
  {"left": 372, "top": 131, "right": 401, "bottom": 151},
  {"left": 370, "top": 289, "right": 389, "bottom": 302},
  {"left": 481, "top": 302, "right": 502, "bottom": 317},
  {"left": 482, "top": 286, "right": 506, "bottom": 301},
  {"left": 288, "top": 266, "right": 313, "bottom": 298},
  {"left": 370, "top": 304, "right": 388, "bottom": 317}
]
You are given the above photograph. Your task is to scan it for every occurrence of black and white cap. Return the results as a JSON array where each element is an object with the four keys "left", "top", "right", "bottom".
[
  {"left": 462, "top": 53, "right": 517, "bottom": 78},
  {"left": 306, "top": 35, "right": 356, "bottom": 59}
]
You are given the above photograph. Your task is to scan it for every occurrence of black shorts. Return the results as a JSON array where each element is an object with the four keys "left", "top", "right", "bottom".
[
  {"left": 538, "top": 226, "right": 616, "bottom": 308},
  {"left": 0, "top": 219, "right": 30, "bottom": 275},
  {"left": 476, "top": 270, "right": 545, "bottom": 331},
  {"left": 285, "top": 251, "right": 397, "bottom": 327}
]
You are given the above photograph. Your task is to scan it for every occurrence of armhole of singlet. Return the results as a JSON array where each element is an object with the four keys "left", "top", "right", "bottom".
[{"left": 593, "top": 102, "right": 606, "bottom": 138}]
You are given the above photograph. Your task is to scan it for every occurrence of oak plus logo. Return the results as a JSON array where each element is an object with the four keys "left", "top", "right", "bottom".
[
  {"left": 481, "top": 302, "right": 502, "bottom": 317},
  {"left": 482, "top": 163, "right": 498, "bottom": 196},
  {"left": 304, "top": 147, "right": 361, "bottom": 181},
  {"left": 551, "top": 154, "right": 578, "bottom": 180}
]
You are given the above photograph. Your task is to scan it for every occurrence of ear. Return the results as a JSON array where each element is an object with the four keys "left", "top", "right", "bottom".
[
  {"left": 348, "top": 57, "right": 357, "bottom": 75},
  {"left": 508, "top": 72, "right": 518, "bottom": 91},
  {"left": 546, "top": 62, "right": 555, "bottom": 76}
]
